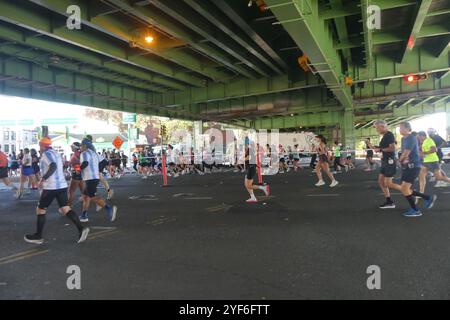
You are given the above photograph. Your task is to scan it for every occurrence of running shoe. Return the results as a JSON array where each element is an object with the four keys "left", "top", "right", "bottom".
[
  {"left": 246, "top": 198, "right": 258, "bottom": 203},
  {"left": 379, "top": 202, "right": 396, "bottom": 209},
  {"left": 262, "top": 185, "right": 270, "bottom": 196},
  {"left": 315, "top": 180, "right": 325, "bottom": 187},
  {"left": 77, "top": 227, "right": 90, "bottom": 244},
  {"left": 424, "top": 194, "right": 437, "bottom": 210},
  {"left": 79, "top": 211, "right": 89, "bottom": 223},
  {"left": 106, "top": 205, "right": 117, "bottom": 222},
  {"left": 330, "top": 180, "right": 339, "bottom": 188},
  {"left": 107, "top": 189, "right": 114, "bottom": 200},
  {"left": 435, "top": 181, "right": 449, "bottom": 188},
  {"left": 402, "top": 208, "right": 423, "bottom": 217},
  {"left": 24, "top": 234, "right": 43, "bottom": 245},
  {"left": 15, "top": 191, "right": 23, "bottom": 200}
]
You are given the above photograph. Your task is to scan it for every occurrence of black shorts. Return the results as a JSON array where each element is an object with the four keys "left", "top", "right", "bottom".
[
  {"left": 32, "top": 165, "right": 40, "bottom": 174},
  {"left": 0, "top": 167, "right": 8, "bottom": 179},
  {"left": 99, "top": 159, "right": 108, "bottom": 172},
  {"left": 83, "top": 179, "right": 99, "bottom": 198},
  {"left": 71, "top": 171, "right": 82, "bottom": 181},
  {"left": 401, "top": 167, "right": 421, "bottom": 184},
  {"left": 38, "top": 188, "right": 69, "bottom": 209},
  {"left": 366, "top": 151, "right": 374, "bottom": 158},
  {"left": 380, "top": 159, "right": 397, "bottom": 178},
  {"left": 423, "top": 162, "right": 440, "bottom": 172},
  {"left": 318, "top": 154, "right": 329, "bottom": 163},
  {"left": 246, "top": 164, "right": 257, "bottom": 180}
]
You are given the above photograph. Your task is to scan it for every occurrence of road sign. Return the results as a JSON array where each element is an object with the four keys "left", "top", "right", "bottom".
[
  {"left": 122, "top": 113, "right": 137, "bottom": 124},
  {"left": 128, "top": 128, "right": 139, "bottom": 140},
  {"left": 112, "top": 136, "right": 124, "bottom": 149}
]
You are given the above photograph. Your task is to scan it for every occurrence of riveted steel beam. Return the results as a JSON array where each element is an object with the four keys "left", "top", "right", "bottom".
[
  {"left": 0, "top": 22, "right": 168, "bottom": 93},
  {"left": 0, "top": 0, "right": 197, "bottom": 89},
  {"left": 142, "top": 0, "right": 270, "bottom": 77},
  {"left": 182, "top": 0, "right": 283, "bottom": 75},
  {"left": 25, "top": 0, "right": 231, "bottom": 83},
  {"left": 211, "top": 0, "right": 288, "bottom": 72},
  {"left": 265, "top": 0, "right": 353, "bottom": 108},
  {"left": 399, "top": 0, "right": 433, "bottom": 63}
]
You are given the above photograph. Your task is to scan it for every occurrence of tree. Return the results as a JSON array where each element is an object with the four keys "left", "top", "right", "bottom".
[
  {"left": 84, "top": 108, "right": 127, "bottom": 133},
  {"left": 135, "top": 114, "right": 193, "bottom": 145}
]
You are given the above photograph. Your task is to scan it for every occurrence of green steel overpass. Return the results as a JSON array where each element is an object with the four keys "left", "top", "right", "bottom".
[{"left": 0, "top": 0, "right": 449, "bottom": 145}]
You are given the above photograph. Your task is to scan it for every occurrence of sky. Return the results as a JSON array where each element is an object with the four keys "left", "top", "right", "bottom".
[
  {"left": 410, "top": 112, "right": 447, "bottom": 138},
  {"left": 0, "top": 95, "right": 119, "bottom": 134},
  {"left": 0, "top": 94, "right": 448, "bottom": 138}
]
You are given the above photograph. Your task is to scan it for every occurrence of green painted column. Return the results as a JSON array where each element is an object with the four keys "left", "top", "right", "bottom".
[{"left": 341, "top": 108, "right": 356, "bottom": 150}]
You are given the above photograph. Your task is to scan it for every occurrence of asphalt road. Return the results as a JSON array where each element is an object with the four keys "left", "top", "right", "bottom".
[{"left": 1, "top": 165, "right": 450, "bottom": 300}]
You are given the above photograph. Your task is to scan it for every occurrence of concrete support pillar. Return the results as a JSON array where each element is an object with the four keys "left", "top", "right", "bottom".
[{"left": 341, "top": 108, "right": 356, "bottom": 150}]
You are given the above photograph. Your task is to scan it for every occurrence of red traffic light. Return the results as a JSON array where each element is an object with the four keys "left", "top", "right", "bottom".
[{"left": 404, "top": 73, "right": 428, "bottom": 83}]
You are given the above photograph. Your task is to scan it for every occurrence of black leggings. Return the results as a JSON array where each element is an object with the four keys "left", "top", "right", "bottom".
[{"left": 310, "top": 154, "right": 317, "bottom": 169}]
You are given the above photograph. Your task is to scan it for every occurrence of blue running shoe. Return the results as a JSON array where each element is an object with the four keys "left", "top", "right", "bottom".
[
  {"left": 403, "top": 208, "right": 423, "bottom": 218},
  {"left": 424, "top": 195, "right": 437, "bottom": 210},
  {"left": 79, "top": 211, "right": 89, "bottom": 223}
]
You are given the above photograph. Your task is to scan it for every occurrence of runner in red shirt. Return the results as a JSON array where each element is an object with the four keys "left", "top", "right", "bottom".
[{"left": 0, "top": 146, "right": 18, "bottom": 196}]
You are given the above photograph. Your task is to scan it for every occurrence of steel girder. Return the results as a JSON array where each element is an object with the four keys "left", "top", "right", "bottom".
[
  {"left": 104, "top": 0, "right": 255, "bottom": 79},
  {"left": 0, "top": 22, "right": 168, "bottom": 93},
  {"left": 252, "top": 97, "right": 450, "bottom": 130},
  {"left": 0, "top": 42, "right": 164, "bottom": 93},
  {"left": 336, "top": 25, "right": 450, "bottom": 50},
  {"left": 0, "top": 0, "right": 200, "bottom": 89},
  {"left": 157, "top": 73, "right": 326, "bottom": 108},
  {"left": 141, "top": 0, "right": 271, "bottom": 78},
  {"left": 24, "top": 0, "right": 231, "bottom": 83},
  {"left": 0, "top": 55, "right": 171, "bottom": 116},
  {"left": 399, "top": 0, "right": 433, "bottom": 63},
  {"left": 265, "top": 0, "right": 353, "bottom": 108},
  {"left": 321, "top": 0, "right": 418, "bottom": 20},
  {"left": 329, "top": 0, "right": 352, "bottom": 65},
  {"left": 211, "top": 0, "right": 288, "bottom": 72},
  {"left": 352, "top": 47, "right": 450, "bottom": 99},
  {"left": 181, "top": 0, "right": 284, "bottom": 75},
  {"left": 360, "top": 0, "right": 373, "bottom": 68}
]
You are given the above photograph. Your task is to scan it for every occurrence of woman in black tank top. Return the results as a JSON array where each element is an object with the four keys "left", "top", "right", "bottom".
[{"left": 314, "top": 135, "right": 339, "bottom": 188}]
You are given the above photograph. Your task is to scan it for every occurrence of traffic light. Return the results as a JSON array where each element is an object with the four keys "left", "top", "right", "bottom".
[{"left": 404, "top": 73, "right": 428, "bottom": 84}]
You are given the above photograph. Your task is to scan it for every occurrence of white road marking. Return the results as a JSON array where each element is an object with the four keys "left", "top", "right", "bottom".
[
  {"left": 306, "top": 194, "right": 339, "bottom": 197},
  {"left": 91, "top": 226, "right": 117, "bottom": 231},
  {"left": 184, "top": 196, "right": 212, "bottom": 200}
]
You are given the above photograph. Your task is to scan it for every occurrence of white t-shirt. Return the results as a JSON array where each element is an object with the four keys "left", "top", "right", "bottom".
[
  {"left": 22, "top": 153, "right": 32, "bottom": 167},
  {"left": 80, "top": 149, "right": 99, "bottom": 180},
  {"left": 40, "top": 149, "right": 68, "bottom": 190}
]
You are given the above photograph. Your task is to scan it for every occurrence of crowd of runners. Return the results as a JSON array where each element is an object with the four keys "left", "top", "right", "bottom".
[{"left": 1, "top": 121, "right": 449, "bottom": 245}]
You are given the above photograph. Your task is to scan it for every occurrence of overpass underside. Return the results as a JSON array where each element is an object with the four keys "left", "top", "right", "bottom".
[{"left": 0, "top": 0, "right": 449, "bottom": 145}]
